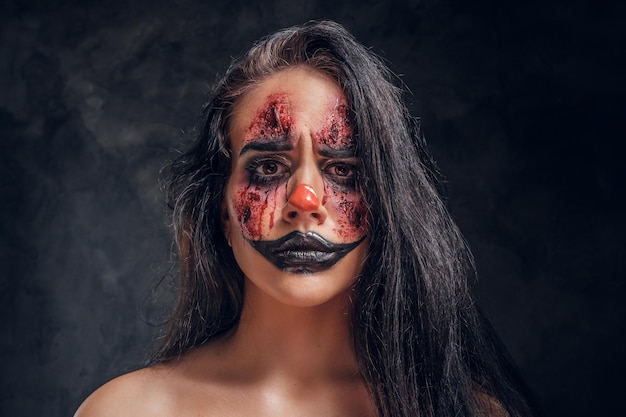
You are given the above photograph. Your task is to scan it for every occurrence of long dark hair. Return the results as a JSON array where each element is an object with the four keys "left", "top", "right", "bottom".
[{"left": 154, "top": 20, "right": 536, "bottom": 417}]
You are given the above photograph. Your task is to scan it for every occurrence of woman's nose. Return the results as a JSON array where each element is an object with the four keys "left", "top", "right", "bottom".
[
  {"left": 282, "top": 183, "right": 327, "bottom": 225},
  {"left": 289, "top": 184, "right": 319, "bottom": 211}
]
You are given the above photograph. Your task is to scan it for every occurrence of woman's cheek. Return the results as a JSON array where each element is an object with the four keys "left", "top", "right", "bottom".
[
  {"left": 324, "top": 185, "right": 369, "bottom": 242},
  {"left": 232, "top": 183, "right": 283, "bottom": 240}
]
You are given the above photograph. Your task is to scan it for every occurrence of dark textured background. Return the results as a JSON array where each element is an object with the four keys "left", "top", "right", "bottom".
[{"left": 1, "top": 0, "right": 624, "bottom": 416}]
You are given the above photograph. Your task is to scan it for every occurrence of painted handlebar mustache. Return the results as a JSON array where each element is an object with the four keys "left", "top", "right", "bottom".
[{"left": 247, "top": 231, "right": 366, "bottom": 274}]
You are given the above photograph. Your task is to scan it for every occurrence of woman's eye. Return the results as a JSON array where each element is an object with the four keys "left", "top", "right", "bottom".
[
  {"left": 260, "top": 161, "right": 279, "bottom": 175},
  {"left": 326, "top": 163, "right": 354, "bottom": 178},
  {"left": 247, "top": 159, "right": 289, "bottom": 184},
  {"left": 330, "top": 164, "right": 352, "bottom": 177},
  {"left": 324, "top": 162, "right": 357, "bottom": 188}
]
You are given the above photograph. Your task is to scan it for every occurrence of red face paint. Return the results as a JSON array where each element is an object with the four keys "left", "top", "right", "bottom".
[
  {"left": 316, "top": 103, "right": 354, "bottom": 151},
  {"left": 338, "top": 197, "right": 368, "bottom": 239},
  {"left": 232, "top": 183, "right": 283, "bottom": 240},
  {"left": 322, "top": 183, "right": 368, "bottom": 242},
  {"left": 226, "top": 68, "right": 369, "bottom": 297},
  {"left": 231, "top": 94, "right": 294, "bottom": 240},
  {"left": 313, "top": 101, "right": 368, "bottom": 242},
  {"left": 243, "top": 93, "right": 292, "bottom": 145},
  {"left": 230, "top": 85, "right": 368, "bottom": 244},
  {"left": 289, "top": 184, "right": 319, "bottom": 211}
]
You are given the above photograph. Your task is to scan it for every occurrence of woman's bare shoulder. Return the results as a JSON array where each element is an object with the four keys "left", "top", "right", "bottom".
[
  {"left": 74, "top": 366, "right": 180, "bottom": 417},
  {"left": 74, "top": 343, "right": 239, "bottom": 417}
]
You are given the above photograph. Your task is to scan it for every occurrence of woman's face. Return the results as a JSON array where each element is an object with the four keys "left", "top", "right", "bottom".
[{"left": 222, "top": 67, "right": 369, "bottom": 307}]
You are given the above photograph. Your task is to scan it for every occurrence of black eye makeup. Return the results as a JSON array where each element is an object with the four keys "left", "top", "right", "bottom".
[
  {"left": 240, "top": 150, "right": 359, "bottom": 191},
  {"left": 245, "top": 156, "right": 290, "bottom": 185},
  {"left": 322, "top": 161, "right": 358, "bottom": 190}
]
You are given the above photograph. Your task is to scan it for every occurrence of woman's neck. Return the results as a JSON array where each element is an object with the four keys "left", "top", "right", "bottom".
[
  {"left": 208, "top": 281, "right": 360, "bottom": 384},
  {"left": 153, "top": 280, "right": 374, "bottom": 417}
]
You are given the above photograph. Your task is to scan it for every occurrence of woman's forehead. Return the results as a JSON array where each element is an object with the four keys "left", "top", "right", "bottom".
[{"left": 227, "top": 67, "right": 349, "bottom": 155}]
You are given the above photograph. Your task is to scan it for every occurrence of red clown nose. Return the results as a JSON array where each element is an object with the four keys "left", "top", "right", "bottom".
[{"left": 288, "top": 184, "right": 320, "bottom": 211}]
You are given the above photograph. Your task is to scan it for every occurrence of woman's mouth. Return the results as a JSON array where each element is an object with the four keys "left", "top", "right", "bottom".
[{"left": 246, "top": 231, "right": 365, "bottom": 273}]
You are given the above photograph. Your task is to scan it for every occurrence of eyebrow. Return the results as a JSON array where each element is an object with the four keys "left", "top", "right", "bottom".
[
  {"left": 239, "top": 137, "right": 293, "bottom": 157},
  {"left": 318, "top": 145, "right": 356, "bottom": 159}
]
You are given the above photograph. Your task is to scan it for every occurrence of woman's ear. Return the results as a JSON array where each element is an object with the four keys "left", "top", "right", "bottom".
[{"left": 220, "top": 199, "right": 232, "bottom": 247}]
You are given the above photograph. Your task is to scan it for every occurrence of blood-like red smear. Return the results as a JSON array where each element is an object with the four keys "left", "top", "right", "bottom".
[
  {"left": 232, "top": 95, "right": 368, "bottom": 244},
  {"left": 322, "top": 183, "right": 369, "bottom": 242},
  {"left": 316, "top": 103, "right": 355, "bottom": 150},
  {"left": 232, "top": 183, "right": 285, "bottom": 241},
  {"left": 243, "top": 93, "right": 293, "bottom": 145},
  {"left": 315, "top": 102, "right": 367, "bottom": 242},
  {"left": 232, "top": 94, "right": 294, "bottom": 240},
  {"left": 232, "top": 187, "right": 262, "bottom": 240}
]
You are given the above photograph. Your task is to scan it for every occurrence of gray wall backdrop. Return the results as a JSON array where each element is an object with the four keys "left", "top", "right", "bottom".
[{"left": 1, "top": 0, "right": 624, "bottom": 416}]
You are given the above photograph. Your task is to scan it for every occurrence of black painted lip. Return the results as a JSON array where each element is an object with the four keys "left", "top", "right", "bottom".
[{"left": 247, "top": 231, "right": 365, "bottom": 274}]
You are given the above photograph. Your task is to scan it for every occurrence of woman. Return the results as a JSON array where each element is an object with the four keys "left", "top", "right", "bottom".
[{"left": 76, "top": 20, "right": 536, "bottom": 417}]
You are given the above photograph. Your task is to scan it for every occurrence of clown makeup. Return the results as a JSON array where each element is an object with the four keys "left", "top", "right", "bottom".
[{"left": 224, "top": 67, "right": 369, "bottom": 277}]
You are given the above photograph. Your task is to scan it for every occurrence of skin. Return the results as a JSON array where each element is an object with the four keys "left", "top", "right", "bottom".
[
  {"left": 74, "top": 67, "right": 375, "bottom": 417},
  {"left": 224, "top": 66, "right": 369, "bottom": 306}
]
